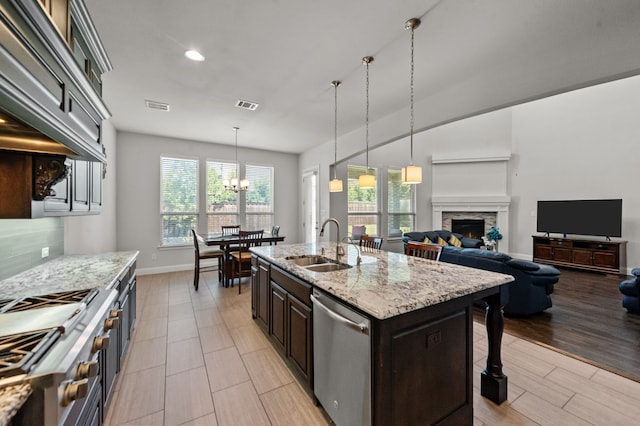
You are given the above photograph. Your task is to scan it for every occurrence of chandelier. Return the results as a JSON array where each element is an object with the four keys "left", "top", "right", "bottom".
[{"left": 223, "top": 127, "right": 249, "bottom": 192}]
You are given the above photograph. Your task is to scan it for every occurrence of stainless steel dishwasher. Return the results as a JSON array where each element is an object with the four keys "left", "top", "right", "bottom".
[{"left": 311, "top": 288, "right": 371, "bottom": 426}]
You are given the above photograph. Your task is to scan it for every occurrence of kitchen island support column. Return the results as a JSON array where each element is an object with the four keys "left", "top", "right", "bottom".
[{"left": 481, "top": 291, "right": 508, "bottom": 404}]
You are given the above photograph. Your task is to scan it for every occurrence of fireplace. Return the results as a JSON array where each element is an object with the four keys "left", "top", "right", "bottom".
[{"left": 452, "top": 219, "right": 484, "bottom": 240}]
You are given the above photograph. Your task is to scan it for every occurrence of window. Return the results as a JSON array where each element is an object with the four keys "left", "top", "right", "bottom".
[
  {"left": 206, "top": 161, "right": 238, "bottom": 232},
  {"left": 245, "top": 164, "right": 274, "bottom": 230},
  {"left": 160, "top": 156, "right": 198, "bottom": 245},
  {"left": 347, "top": 165, "right": 378, "bottom": 239},
  {"left": 388, "top": 169, "right": 415, "bottom": 237}
]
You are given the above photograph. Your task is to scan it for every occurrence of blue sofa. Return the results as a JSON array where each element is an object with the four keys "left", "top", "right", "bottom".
[
  {"left": 619, "top": 268, "right": 640, "bottom": 314},
  {"left": 403, "top": 232, "right": 561, "bottom": 316}
]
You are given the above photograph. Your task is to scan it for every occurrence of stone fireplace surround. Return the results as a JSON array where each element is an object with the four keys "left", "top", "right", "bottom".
[{"left": 432, "top": 196, "right": 510, "bottom": 253}]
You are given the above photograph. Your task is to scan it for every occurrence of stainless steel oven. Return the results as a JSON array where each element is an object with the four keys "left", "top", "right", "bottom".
[{"left": 0, "top": 288, "right": 119, "bottom": 426}]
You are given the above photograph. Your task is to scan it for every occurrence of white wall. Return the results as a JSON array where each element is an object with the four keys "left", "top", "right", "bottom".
[
  {"left": 64, "top": 120, "right": 118, "bottom": 254},
  {"left": 300, "top": 74, "right": 640, "bottom": 270},
  {"left": 116, "top": 131, "right": 299, "bottom": 274}
]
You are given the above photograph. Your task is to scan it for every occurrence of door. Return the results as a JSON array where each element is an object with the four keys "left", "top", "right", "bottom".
[{"left": 302, "top": 167, "right": 319, "bottom": 243}]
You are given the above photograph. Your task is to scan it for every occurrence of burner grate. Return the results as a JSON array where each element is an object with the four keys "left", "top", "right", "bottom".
[
  {"left": 0, "top": 329, "right": 59, "bottom": 377},
  {"left": 1, "top": 289, "right": 97, "bottom": 313}
]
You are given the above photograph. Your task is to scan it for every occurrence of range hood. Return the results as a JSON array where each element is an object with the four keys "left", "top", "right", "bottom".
[{"left": 0, "top": 0, "right": 112, "bottom": 163}]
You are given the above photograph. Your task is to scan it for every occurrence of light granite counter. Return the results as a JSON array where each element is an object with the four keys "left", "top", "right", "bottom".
[
  {"left": 251, "top": 242, "right": 514, "bottom": 320},
  {"left": 0, "top": 251, "right": 138, "bottom": 300}
]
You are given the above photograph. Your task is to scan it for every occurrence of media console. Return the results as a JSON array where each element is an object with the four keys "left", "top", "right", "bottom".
[{"left": 532, "top": 235, "right": 626, "bottom": 275}]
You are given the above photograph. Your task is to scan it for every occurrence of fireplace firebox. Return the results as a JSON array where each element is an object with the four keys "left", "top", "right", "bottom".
[{"left": 452, "top": 219, "right": 484, "bottom": 240}]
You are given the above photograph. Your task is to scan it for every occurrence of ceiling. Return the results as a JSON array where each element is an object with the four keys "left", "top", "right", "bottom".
[{"left": 85, "top": 0, "right": 640, "bottom": 154}]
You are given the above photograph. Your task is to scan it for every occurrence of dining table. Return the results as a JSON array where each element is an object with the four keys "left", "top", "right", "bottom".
[{"left": 205, "top": 233, "right": 286, "bottom": 287}]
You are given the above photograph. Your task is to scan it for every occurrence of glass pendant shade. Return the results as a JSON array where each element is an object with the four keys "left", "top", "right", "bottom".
[
  {"left": 359, "top": 173, "right": 375, "bottom": 189},
  {"left": 401, "top": 165, "right": 422, "bottom": 184},
  {"left": 329, "top": 179, "right": 343, "bottom": 192},
  {"left": 240, "top": 179, "right": 249, "bottom": 190}
]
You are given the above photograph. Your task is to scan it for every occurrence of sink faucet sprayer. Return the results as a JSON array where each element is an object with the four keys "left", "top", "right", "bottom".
[{"left": 319, "top": 218, "right": 345, "bottom": 263}]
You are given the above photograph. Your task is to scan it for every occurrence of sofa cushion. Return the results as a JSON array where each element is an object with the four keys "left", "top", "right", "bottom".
[
  {"left": 461, "top": 237, "right": 483, "bottom": 248},
  {"left": 425, "top": 231, "right": 441, "bottom": 243},
  {"left": 459, "top": 248, "right": 512, "bottom": 262},
  {"left": 436, "top": 230, "right": 454, "bottom": 241},
  {"left": 448, "top": 234, "right": 462, "bottom": 247},
  {"left": 404, "top": 232, "right": 427, "bottom": 242},
  {"left": 435, "top": 236, "right": 447, "bottom": 246},
  {"left": 506, "top": 259, "right": 541, "bottom": 272}
]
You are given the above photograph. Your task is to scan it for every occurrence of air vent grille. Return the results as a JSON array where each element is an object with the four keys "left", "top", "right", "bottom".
[
  {"left": 145, "top": 100, "right": 170, "bottom": 111},
  {"left": 235, "top": 99, "right": 259, "bottom": 111}
]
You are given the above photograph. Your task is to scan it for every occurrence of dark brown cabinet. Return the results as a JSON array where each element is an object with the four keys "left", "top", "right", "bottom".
[
  {"left": 251, "top": 257, "right": 270, "bottom": 331},
  {"left": 251, "top": 256, "right": 313, "bottom": 390},
  {"left": 533, "top": 236, "right": 626, "bottom": 274}
]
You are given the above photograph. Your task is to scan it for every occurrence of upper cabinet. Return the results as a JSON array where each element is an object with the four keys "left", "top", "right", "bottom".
[
  {"left": 0, "top": 0, "right": 112, "bottom": 162},
  {"left": 0, "top": 0, "right": 110, "bottom": 218}
]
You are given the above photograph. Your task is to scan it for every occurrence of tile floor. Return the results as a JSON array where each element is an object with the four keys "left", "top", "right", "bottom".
[{"left": 104, "top": 271, "right": 640, "bottom": 425}]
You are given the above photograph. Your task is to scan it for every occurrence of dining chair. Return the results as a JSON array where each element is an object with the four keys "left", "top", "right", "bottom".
[
  {"left": 230, "top": 230, "right": 264, "bottom": 293},
  {"left": 191, "top": 229, "right": 224, "bottom": 291},
  {"left": 406, "top": 241, "right": 442, "bottom": 261},
  {"left": 221, "top": 225, "right": 240, "bottom": 236},
  {"left": 359, "top": 235, "right": 383, "bottom": 251},
  {"left": 271, "top": 225, "right": 280, "bottom": 237}
]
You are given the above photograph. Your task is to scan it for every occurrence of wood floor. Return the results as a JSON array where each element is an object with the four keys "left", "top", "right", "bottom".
[
  {"left": 474, "top": 268, "right": 640, "bottom": 382},
  {"left": 105, "top": 270, "right": 640, "bottom": 425}
]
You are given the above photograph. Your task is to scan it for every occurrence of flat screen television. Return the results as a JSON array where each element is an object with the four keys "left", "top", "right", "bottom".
[{"left": 536, "top": 199, "right": 622, "bottom": 238}]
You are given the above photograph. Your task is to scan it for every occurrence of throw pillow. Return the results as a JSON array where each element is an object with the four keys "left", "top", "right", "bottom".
[
  {"left": 423, "top": 236, "right": 433, "bottom": 244},
  {"left": 437, "top": 236, "right": 448, "bottom": 246},
  {"left": 448, "top": 234, "right": 462, "bottom": 247}
]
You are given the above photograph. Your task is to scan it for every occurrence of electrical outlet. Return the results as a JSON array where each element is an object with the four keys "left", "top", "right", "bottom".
[
  {"left": 151, "top": 253, "right": 157, "bottom": 260},
  {"left": 41, "top": 247, "right": 49, "bottom": 258}
]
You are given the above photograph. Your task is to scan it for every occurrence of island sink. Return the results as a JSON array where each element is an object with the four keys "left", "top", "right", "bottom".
[{"left": 284, "top": 255, "right": 352, "bottom": 272}]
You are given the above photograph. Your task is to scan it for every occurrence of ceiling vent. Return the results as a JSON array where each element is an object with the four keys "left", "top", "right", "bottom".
[
  {"left": 235, "top": 99, "right": 259, "bottom": 111},
  {"left": 145, "top": 100, "right": 170, "bottom": 111}
]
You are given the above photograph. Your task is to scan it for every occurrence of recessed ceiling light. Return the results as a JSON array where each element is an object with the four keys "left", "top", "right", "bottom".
[{"left": 185, "top": 50, "right": 205, "bottom": 62}]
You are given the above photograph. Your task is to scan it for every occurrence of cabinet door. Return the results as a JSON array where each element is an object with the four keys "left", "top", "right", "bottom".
[
  {"left": 270, "top": 282, "right": 286, "bottom": 353},
  {"left": 119, "top": 290, "right": 130, "bottom": 363},
  {"left": 72, "top": 160, "right": 90, "bottom": 212},
  {"left": 593, "top": 251, "right": 617, "bottom": 269},
  {"left": 572, "top": 249, "right": 593, "bottom": 266},
  {"left": 287, "top": 294, "right": 312, "bottom": 382},
  {"left": 534, "top": 245, "right": 553, "bottom": 260},
  {"left": 103, "top": 304, "right": 120, "bottom": 410},
  {"left": 89, "top": 162, "right": 102, "bottom": 212},
  {"left": 251, "top": 265, "right": 259, "bottom": 319},
  {"left": 257, "top": 263, "right": 270, "bottom": 329},
  {"left": 553, "top": 247, "right": 572, "bottom": 263}
]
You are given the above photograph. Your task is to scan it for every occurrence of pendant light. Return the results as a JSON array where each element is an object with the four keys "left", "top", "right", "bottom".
[
  {"left": 359, "top": 56, "right": 375, "bottom": 189},
  {"left": 329, "top": 80, "right": 343, "bottom": 192},
  {"left": 401, "top": 18, "right": 422, "bottom": 184},
  {"left": 223, "top": 127, "right": 249, "bottom": 192}
]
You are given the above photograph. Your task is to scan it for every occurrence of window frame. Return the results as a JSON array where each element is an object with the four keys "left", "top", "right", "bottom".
[
  {"left": 205, "top": 159, "right": 240, "bottom": 233},
  {"left": 387, "top": 167, "right": 416, "bottom": 239},
  {"left": 244, "top": 163, "right": 275, "bottom": 231},
  {"left": 159, "top": 155, "right": 199, "bottom": 247},
  {"left": 347, "top": 164, "right": 380, "bottom": 239}
]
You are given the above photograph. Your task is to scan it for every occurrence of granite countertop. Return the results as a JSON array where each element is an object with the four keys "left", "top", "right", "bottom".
[
  {"left": 0, "top": 383, "right": 31, "bottom": 426},
  {"left": 0, "top": 251, "right": 138, "bottom": 302},
  {"left": 251, "top": 242, "right": 514, "bottom": 320}
]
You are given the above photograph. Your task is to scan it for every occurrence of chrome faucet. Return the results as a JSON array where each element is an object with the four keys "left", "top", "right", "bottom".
[{"left": 319, "top": 218, "right": 345, "bottom": 262}]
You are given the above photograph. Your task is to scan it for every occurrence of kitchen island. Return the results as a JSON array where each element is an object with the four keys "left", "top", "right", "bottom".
[{"left": 251, "top": 242, "right": 514, "bottom": 425}]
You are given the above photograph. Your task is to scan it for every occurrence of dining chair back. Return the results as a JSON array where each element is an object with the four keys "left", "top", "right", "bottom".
[
  {"left": 406, "top": 241, "right": 442, "bottom": 261},
  {"left": 230, "top": 230, "right": 264, "bottom": 293},
  {"left": 271, "top": 225, "right": 280, "bottom": 237},
  {"left": 359, "top": 235, "right": 383, "bottom": 251},
  {"left": 191, "top": 229, "right": 224, "bottom": 291},
  {"left": 221, "top": 225, "right": 240, "bottom": 236}
]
